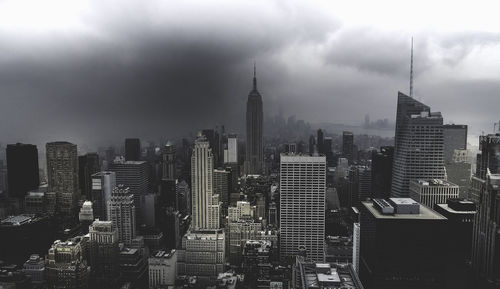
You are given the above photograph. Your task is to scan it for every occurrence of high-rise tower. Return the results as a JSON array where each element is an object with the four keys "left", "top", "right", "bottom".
[
  {"left": 191, "top": 135, "right": 220, "bottom": 230},
  {"left": 6, "top": 143, "right": 39, "bottom": 200},
  {"left": 279, "top": 153, "right": 326, "bottom": 263},
  {"left": 245, "top": 64, "right": 264, "bottom": 175},
  {"left": 391, "top": 92, "right": 445, "bottom": 197},
  {"left": 46, "top": 141, "right": 79, "bottom": 215}
]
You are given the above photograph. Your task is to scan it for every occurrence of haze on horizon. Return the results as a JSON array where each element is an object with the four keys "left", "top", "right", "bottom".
[{"left": 1, "top": 0, "right": 500, "bottom": 148}]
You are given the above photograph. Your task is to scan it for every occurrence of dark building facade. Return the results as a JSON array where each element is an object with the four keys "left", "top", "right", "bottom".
[
  {"left": 79, "top": 153, "right": 100, "bottom": 200},
  {"left": 245, "top": 66, "right": 264, "bottom": 175},
  {"left": 125, "top": 138, "right": 141, "bottom": 161},
  {"left": 371, "top": 146, "right": 394, "bottom": 199},
  {"left": 342, "top": 131, "right": 354, "bottom": 164},
  {"left": 443, "top": 124, "right": 467, "bottom": 163},
  {"left": 6, "top": 143, "right": 39, "bottom": 199},
  {"left": 360, "top": 199, "right": 448, "bottom": 289},
  {"left": 471, "top": 134, "right": 500, "bottom": 288}
]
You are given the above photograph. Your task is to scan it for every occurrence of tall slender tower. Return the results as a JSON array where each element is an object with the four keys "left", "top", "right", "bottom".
[
  {"left": 107, "top": 185, "right": 136, "bottom": 246},
  {"left": 191, "top": 135, "right": 220, "bottom": 230},
  {"left": 245, "top": 64, "right": 264, "bottom": 175},
  {"left": 391, "top": 92, "right": 445, "bottom": 197},
  {"left": 46, "top": 141, "right": 79, "bottom": 215}
]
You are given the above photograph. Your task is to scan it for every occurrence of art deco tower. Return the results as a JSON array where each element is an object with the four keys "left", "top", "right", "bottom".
[
  {"left": 245, "top": 65, "right": 264, "bottom": 175},
  {"left": 191, "top": 135, "right": 220, "bottom": 230}
]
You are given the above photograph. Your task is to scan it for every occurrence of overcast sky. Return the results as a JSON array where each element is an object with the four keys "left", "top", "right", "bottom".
[{"left": 1, "top": 0, "right": 499, "bottom": 148}]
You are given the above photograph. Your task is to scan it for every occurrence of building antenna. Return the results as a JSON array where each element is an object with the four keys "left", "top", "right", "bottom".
[
  {"left": 410, "top": 37, "right": 414, "bottom": 97},
  {"left": 253, "top": 61, "right": 257, "bottom": 90}
]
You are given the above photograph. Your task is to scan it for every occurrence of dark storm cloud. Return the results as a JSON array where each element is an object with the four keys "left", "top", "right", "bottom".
[
  {"left": 0, "top": 0, "right": 498, "bottom": 149},
  {"left": 0, "top": 0, "right": 340, "bottom": 147}
]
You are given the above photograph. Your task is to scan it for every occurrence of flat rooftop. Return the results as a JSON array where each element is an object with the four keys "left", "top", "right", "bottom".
[
  {"left": 1, "top": 215, "right": 34, "bottom": 226},
  {"left": 362, "top": 201, "right": 446, "bottom": 220},
  {"left": 413, "top": 179, "right": 458, "bottom": 187},
  {"left": 435, "top": 204, "right": 476, "bottom": 214}
]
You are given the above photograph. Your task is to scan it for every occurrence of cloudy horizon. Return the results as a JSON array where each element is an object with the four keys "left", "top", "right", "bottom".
[{"left": 1, "top": 0, "right": 499, "bottom": 148}]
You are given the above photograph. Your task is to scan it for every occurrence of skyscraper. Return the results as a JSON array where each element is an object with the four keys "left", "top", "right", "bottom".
[
  {"left": 109, "top": 158, "right": 149, "bottom": 224},
  {"left": 224, "top": 134, "right": 238, "bottom": 164},
  {"left": 91, "top": 171, "right": 116, "bottom": 220},
  {"left": 107, "top": 185, "right": 136, "bottom": 246},
  {"left": 317, "top": 129, "right": 324, "bottom": 154},
  {"left": 280, "top": 153, "right": 326, "bottom": 263},
  {"left": 245, "top": 65, "right": 264, "bottom": 175},
  {"left": 162, "top": 141, "right": 176, "bottom": 181},
  {"left": 391, "top": 92, "right": 445, "bottom": 197},
  {"left": 360, "top": 198, "right": 448, "bottom": 289},
  {"left": 371, "top": 146, "right": 394, "bottom": 199},
  {"left": 88, "top": 219, "right": 120, "bottom": 288},
  {"left": 191, "top": 135, "right": 220, "bottom": 230},
  {"left": 46, "top": 141, "right": 79, "bottom": 215},
  {"left": 79, "top": 153, "right": 100, "bottom": 200},
  {"left": 125, "top": 138, "right": 141, "bottom": 161},
  {"left": 46, "top": 237, "right": 89, "bottom": 289},
  {"left": 6, "top": 143, "right": 39, "bottom": 199},
  {"left": 471, "top": 134, "right": 500, "bottom": 287},
  {"left": 342, "top": 131, "right": 354, "bottom": 164},
  {"left": 443, "top": 124, "right": 467, "bottom": 163}
]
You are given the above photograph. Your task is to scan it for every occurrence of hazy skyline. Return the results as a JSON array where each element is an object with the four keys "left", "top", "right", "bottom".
[{"left": 1, "top": 0, "right": 500, "bottom": 147}]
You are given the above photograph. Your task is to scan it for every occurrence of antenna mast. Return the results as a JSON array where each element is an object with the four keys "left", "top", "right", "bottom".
[{"left": 410, "top": 37, "right": 414, "bottom": 97}]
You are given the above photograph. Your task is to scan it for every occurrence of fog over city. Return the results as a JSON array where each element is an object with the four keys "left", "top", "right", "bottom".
[{"left": 1, "top": 0, "right": 500, "bottom": 147}]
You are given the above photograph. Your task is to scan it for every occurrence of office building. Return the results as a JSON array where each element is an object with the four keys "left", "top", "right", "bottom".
[
  {"left": 214, "top": 168, "right": 230, "bottom": 212},
  {"left": 46, "top": 237, "right": 89, "bottom": 289},
  {"left": 342, "top": 131, "right": 354, "bottom": 164},
  {"left": 224, "top": 134, "right": 238, "bottom": 164},
  {"left": 162, "top": 142, "right": 175, "bottom": 181},
  {"left": 148, "top": 250, "right": 177, "bottom": 289},
  {"left": 371, "top": 146, "right": 394, "bottom": 199},
  {"left": 79, "top": 153, "right": 100, "bottom": 200},
  {"left": 434, "top": 199, "right": 476, "bottom": 289},
  {"left": 245, "top": 66, "right": 264, "bottom": 175},
  {"left": 109, "top": 158, "right": 149, "bottom": 224},
  {"left": 317, "top": 129, "right": 325, "bottom": 154},
  {"left": 391, "top": 92, "right": 445, "bottom": 197},
  {"left": 228, "top": 218, "right": 262, "bottom": 265},
  {"left": 409, "top": 179, "right": 459, "bottom": 208},
  {"left": 228, "top": 201, "right": 254, "bottom": 222},
  {"left": 348, "top": 166, "right": 371, "bottom": 207},
  {"left": 177, "top": 229, "right": 225, "bottom": 282},
  {"left": 79, "top": 200, "right": 94, "bottom": 223},
  {"left": 360, "top": 198, "right": 448, "bottom": 289},
  {"left": 24, "top": 190, "right": 47, "bottom": 215},
  {"left": 88, "top": 219, "right": 120, "bottom": 288},
  {"left": 91, "top": 171, "right": 116, "bottom": 220},
  {"left": 280, "top": 153, "right": 326, "bottom": 263},
  {"left": 471, "top": 134, "right": 500, "bottom": 287},
  {"left": 6, "top": 143, "right": 39, "bottom": 199},
  {"left": 191, "top": 135, "right": 220, "bottom": 230},
  {"left": 108, "top": 185, "right": 136, "bottom": 246},
  {"left": 118, "top": 246, "right": 148, "bottom": 287},
  {"left": 443, "top": 124, "right": 467, "bottom": 163},
  {"left": 125, "top": 138, "right": 141, "bottom": 161},
  {"left": 46, "top": 141, "right": 79, "bottom": 214},
  {"left": 22, "top": 254, "right": 45, "bottom": 284},
  {"left": 202, "top": 128, "right": 222, "bottom": 168}
]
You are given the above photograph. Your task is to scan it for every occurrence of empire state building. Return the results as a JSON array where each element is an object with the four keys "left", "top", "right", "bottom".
[{"left": 245, "top": 65, "right": 264, "bottom": 175}]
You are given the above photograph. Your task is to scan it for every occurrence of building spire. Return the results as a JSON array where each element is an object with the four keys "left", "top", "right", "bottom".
[
  {"left": 410, "top": 37, "right": 414, "bottom": 97},
  {"left": 253, "top": 61, "right": 257, "bottom": 90}
]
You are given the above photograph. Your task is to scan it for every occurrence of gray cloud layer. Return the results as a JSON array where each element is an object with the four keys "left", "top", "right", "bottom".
[{"left": 0, "top": 1, "right": 498, "bottom": 148}]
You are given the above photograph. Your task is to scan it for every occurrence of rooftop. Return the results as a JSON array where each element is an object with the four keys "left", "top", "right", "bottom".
[
  {"left": 299, "top": 262, "right": 363, "bottom": 289},
  {"left": 1, "top": 215, "right": 35, "bottom": 226},
  {"left": 362, "top": 201, "right": 446, "bottom": 220},
  {"left": 152, "top": 250, "right": 176, "bottom": 259},
  {"left": 413, "top": 179, "right": 458, "bottom": 187}
]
